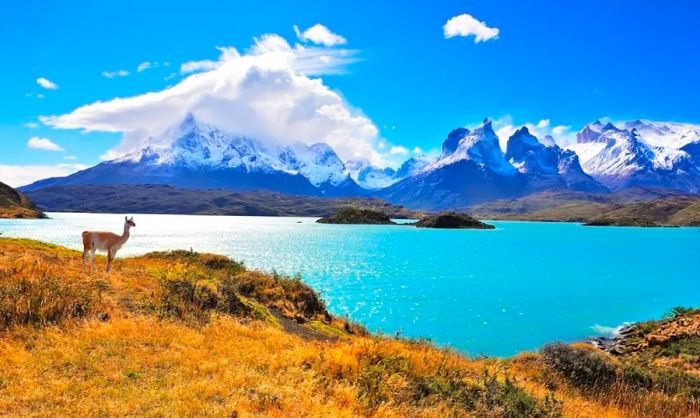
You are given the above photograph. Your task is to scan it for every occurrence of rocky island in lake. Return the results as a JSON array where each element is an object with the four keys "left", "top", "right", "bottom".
[
  {"left": 316, "top": 207, "right": 396, "bottom": 225},
  {"left": 415, "top": 211, "right": 495, "bottom": 229}
]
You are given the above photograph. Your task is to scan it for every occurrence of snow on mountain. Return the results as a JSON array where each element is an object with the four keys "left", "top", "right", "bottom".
[
  {"left": 569, "top": 121, "right": 700, "bottom": 192},
  {"left": 428, "top": 119, "right": 516, "bottom": 176},
  {"left": 346, "top": 156, "right": 432, "bottom": 190},
  {"left": 620, "top": 120, "right": 700, "bottom": 149},
  {"left": 22, "top": 113, "right": 362, "bottom": 195},
  {"left": 378, "top": 119, "right": 607, "bottom": 209},
  {"left": 345, "top": 160, "right": 397, "bottom": 190},
  {"left": 505, "top": 126, "right": 606, "bottom": 192}
]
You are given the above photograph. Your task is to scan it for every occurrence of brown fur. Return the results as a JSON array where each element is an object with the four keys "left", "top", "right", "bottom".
[{"left": 82, "top": 216, "right": 135, "bottom": 272}]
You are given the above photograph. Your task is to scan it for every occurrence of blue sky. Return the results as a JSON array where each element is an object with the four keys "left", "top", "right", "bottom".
[{"left": 2, "top": 0, "right": 699, "bottom": 186}]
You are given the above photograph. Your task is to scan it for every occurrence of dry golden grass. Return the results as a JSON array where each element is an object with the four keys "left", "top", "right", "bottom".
[{"left": 0, "top": 237, "right": 696, "bottom": 417}]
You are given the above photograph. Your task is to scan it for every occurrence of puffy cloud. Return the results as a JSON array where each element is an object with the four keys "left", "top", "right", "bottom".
[
  {"left": 444, "top": 14, "right": 499, "bottom": 43},
  {"left": 294, "top": 24, "right": 347, "bottom": 47},
  {"left": 0, "top": 164, "right": 86, "bottom": 187},
  {"left": 102, "top": 70, "right": 130, "bottom": 78},
  {"left": 390, "top": 145, "right": 409, "bottom": 155},
  {"left": 36, "top": 77, "right": 59, "bottom": 89},
  {"left": 41, "top": 33, "right": 393, "bottom": 166},
  {"left": 27, "top": 136, "right": 64, "bottom": 151}
]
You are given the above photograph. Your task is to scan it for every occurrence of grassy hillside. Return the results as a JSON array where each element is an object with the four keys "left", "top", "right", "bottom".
[
  {"left": 0, "top": 181, "right": 45, "bottom": 219},
  {"left": 469, "top": 189, "right": 700, "bottom": 226},
  {"left": 0, "top": 238, "right": 698, "bottom": 417},
  {"left": 23, "top": 184, "right": 422, "bottom": 218}
]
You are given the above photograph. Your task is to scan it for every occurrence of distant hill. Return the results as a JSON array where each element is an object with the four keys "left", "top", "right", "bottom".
[
  {"left": 469, "top": 187, "right": 700, "bottom": 226},
  {"left": 0, "top": 181, "right": 45, "bottom": 219},
  {"left": 24, "top": 184, "right": 421, "bottom": 218}
]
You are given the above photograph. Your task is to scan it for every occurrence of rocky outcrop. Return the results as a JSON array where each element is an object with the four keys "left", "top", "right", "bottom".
[
  {"left": 316, "top": 207, "right": 396, "bottom": 225},
  {"left": 415, "top": 212, "right": 494, "bottom": 229}
]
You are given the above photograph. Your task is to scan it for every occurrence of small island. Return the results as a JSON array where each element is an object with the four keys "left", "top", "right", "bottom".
[
  {"left": 415, "top": 211, "right": 495, "bottom": 229},
  {"left": 316, "top": 207, "right": 397, "bottom": 225}
]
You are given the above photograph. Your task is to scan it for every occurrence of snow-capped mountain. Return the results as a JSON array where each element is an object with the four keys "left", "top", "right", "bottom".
[
  {"left": 620, "top": 120, "right": 700, "bottom": 149},
  {"left": 505, "top": 127, "right": 605, "bottom": 192},
  {"left": 21, "top": 113, "right": 700, "bottom": 209},
  {"left": 22, "top": 113, "right": 364, "bottom": 196},
  {"left": 346, "top": 156, "right": 432, "bottom": 190},
  {"left": 568, "top": 121, "right": 700, "bottom": 192},
  {"left": 379, "top": 119, "right": 604, "bottom": 209}
]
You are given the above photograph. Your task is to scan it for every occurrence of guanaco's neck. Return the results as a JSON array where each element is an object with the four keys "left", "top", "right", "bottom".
[{"left": 121, "top": 224, "right": 131, "bottom": 243}]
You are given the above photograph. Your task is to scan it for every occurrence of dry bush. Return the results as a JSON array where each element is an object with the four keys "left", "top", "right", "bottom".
[{"left": 0, "top": 257, "right": 103, "bottom": 328}]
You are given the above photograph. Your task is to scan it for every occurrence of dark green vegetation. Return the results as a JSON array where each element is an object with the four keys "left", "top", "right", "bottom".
[
  {"left": 469, "top": 188, "right": 700, "bottom": 226},
  {"left": 24, "top": 184, "right": 421, "bottom": 218},
  {"left": 415, "top": 211, "right": 495, "bottom": 229},
  {"left": 537, "top": 307, "right": 700, "bottom": 416},
  {"left": 316, "top": 207, "right": 396, "bottom": 224},
  {"left": 0, "top": 181, "right": 45, "bottom": 219}
]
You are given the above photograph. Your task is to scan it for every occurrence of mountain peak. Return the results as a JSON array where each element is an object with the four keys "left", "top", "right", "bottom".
[
  {"left": 441, "top": 127, "right": 469, "bottom": 157},
  {"left": 179, "top": 112, "right": 199, "bottom": 131}
]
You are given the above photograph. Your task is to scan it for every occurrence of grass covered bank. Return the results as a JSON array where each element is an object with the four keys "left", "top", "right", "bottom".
[{"left": 0, "top": 238, "right": 697, "bottom": 417}]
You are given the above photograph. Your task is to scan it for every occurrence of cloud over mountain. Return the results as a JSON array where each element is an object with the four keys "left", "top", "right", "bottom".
[{"left": 41, "top": 33, "right": 391, "bottom": 166}]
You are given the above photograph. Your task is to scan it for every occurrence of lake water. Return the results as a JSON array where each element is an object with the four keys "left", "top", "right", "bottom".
[{"left": 2, "top": 212, "right": 698, "bottom": 356}]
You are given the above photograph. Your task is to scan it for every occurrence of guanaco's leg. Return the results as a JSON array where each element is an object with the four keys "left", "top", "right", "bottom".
[
  {"left": 106, "top": 249, "right": 113, "bottom": 272},
  {"left": 89, "top": 247, "right": 96, "bottom": 272},
  {"left": 82, "top": 248, "right": 89, "bottom": 271}
]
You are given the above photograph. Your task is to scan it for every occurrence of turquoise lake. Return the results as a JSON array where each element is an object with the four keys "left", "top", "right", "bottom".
[{"left": 1, "top": 213, "right": 698, "bottom": 356}]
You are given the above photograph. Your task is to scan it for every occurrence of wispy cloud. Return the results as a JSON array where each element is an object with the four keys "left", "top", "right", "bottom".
[
  {"left": 294, "top": 24, "right": 347, "bottom": 47},
  {"left": 444, "top": 13, "right": 499, "bottom": 43},
  {"left": 36, "top": 77, "right": 59, "bottom": 89},
  {"left": 27, "top": 136, "right": 64, "bottom": 151},
  {"left": 102, "top": 70, "right": 130, "bottom": 78},
  {"left": 137, "top": 61, "right": 152, "bottom": 72},
  {"left": 0, "top": 164, "right": 84, "bottom": 187},
  {"left": 24, "top": 122, "right": 40, "bottom": 129},
  {"left": 25, "top": 92, "right": 45, "bottom": 99}
]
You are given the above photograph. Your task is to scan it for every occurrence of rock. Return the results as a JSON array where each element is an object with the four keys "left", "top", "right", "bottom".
[
  {"left": 316, "top": 207, "right": 396, "bottom": 225},
  {"left": 415, "top": 212, "right": 495, "bottom": 229}
]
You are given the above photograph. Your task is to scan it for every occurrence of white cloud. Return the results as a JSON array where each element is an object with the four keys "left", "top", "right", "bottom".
[
  {"left": 294, "top": 24, "right": 347, "bottom": 47},
  {"left": 36, "top": 77, "right": 59, "bottom": 90},
  {"left": 27, "top": 136, "right": 64, "bottom": 151},
  {"left": 390, "top": 145, "right": 409, "bottom": 155},
  {"left": 0, "top": 164, "right": 85, "bottom": 187},
  {"left": 102, "top": 70, "right": 130, "bottom": 78},
  {"left": 24, "top": 122, "right": 40, "bottom": 129},
  {"left": 41, "top": 33, "right": 389, "bottom": 166},
  {"left": 25, "top": 92, "right": 45, "bottom": 99},
  {"left": 444, "top": 14, "right": 500, "bottom": 43},
  {"left": 63, "top": 155, "right": 77, "bottom": 160},
  {"left": 413, "top": 147, "right": 424, "bottom": 154},
  {"left": 137, "top": 61, "right": 153, "bottom": 72}
]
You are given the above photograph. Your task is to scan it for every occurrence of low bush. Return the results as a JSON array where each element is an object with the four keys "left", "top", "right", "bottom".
[
  {"left": 0, "top": 260, "right": 101, "bottom": 328},
  {"left": 540, "top": 342, "right": 617, "bottom": 391},
  {"left": 355, "top": 348, "right": 562, "bottom": 416}
]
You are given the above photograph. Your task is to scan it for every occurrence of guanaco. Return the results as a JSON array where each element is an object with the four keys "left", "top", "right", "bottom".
[{"left": 82, "top": 216, "right": 136, "bottom": 272}]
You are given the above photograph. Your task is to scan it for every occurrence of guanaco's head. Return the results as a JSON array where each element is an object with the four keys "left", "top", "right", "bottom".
[{"left": 125, "top": 216, "right": 136, "bottom": 228}]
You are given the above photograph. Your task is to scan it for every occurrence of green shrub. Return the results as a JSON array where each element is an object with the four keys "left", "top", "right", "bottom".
[{"left": 540, "top": 343, "right": 617, "bottom": 391}]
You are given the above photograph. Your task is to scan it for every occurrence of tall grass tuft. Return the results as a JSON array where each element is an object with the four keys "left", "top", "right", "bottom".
[{"left": 0, "top": 258, "right": 101, "bottom": 328}]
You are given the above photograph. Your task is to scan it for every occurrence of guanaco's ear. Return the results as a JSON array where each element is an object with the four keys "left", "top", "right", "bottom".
[{"left": 125, "top": 216, "right": 128, "bottom": 221}]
